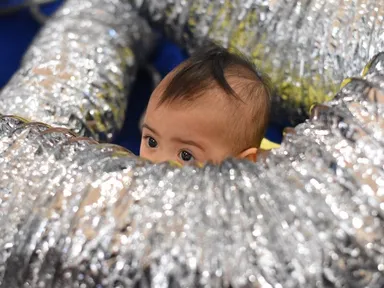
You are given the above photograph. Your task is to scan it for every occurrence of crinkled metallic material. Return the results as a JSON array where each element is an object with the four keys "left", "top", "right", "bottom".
[
  {"left": 0, "top": 0, "right": 154, "bottom": 142},
  {"left": 1, "top": 0, "right": 382, "bottom": 140},
  {"left": 135, "top": 0, "right": 384, "bottom": 124},
  {"left": 0, "top": 52, "right": 383, "bottom": 287}
]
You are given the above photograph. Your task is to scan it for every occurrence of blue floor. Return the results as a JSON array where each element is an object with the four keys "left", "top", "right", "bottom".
[{"left": 0, "top": 1, "right": 283, "bottom": 154}]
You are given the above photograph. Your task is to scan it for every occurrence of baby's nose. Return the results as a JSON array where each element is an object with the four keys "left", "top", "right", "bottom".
[{"left": 147, "top": 153, "right": 177, "bottom": 164}]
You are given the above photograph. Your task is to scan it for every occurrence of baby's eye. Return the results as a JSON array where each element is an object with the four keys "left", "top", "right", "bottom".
[
  {"left": 178, "top": 150, "right": 195, "bottom": 162},
  {"left": 146, "top": 136, "right": 158, "bottom": 148}
]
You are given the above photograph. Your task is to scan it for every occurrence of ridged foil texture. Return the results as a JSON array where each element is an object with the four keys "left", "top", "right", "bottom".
[
  {"left": 135, "top": 0, "right": 384, "bottom": 124},
  {"left": 0, "top": 52, "right": 383, "bottom": 287},
  {"left": 0, "top": 0, "right": 154, "bottom": 142}
]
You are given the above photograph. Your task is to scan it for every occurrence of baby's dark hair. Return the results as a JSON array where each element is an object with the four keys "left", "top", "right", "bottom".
[{"left": 159, "top": 43, "right": 271, "bottom": 149}]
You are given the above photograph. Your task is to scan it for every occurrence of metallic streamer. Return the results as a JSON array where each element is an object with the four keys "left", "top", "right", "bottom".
[
  {"left": 0, "top": 52, "right": 383, "bottom": 287},
  {"left": 135, "top": 0, "right": 384, "bottom": 124},
  {"left": 0, "top": 0, "right": 154, "bottom": 142}
]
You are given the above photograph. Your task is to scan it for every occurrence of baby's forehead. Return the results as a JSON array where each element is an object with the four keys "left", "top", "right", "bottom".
[
  {"left": 151, "top": 72, "right": 259, "bottom": 125},
  {"left": 147, "top": 78, "right": 260, "bottom": 151}
]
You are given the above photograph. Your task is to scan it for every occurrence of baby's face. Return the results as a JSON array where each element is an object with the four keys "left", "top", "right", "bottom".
[{"left": 140, "top": 83, "right": 237, "bottom": 165}]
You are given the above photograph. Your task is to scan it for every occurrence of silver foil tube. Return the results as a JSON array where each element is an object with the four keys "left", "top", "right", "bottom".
[
  {"left": 0, "top": 53, "right": 383, "bottom": 287},
  {"left": 135, "top": 0, "right": 384, "bottom": 124},
  {"left": 0, "top": 0, "right": 154, "bottom": 142}
]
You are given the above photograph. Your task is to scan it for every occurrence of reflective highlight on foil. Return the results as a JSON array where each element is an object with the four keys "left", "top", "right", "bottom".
[
  {"left": 0, "top": 0, "right": 154, "bottom": 141},
  {"left": 136, "top": 0, "right": 384, "bottom": 124},
  {"left": 0, "top": 53, "right": 383, "bottom": 287}
]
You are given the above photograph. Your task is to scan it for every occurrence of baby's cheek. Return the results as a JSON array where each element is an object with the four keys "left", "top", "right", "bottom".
[
  {"left": 139, "top": 145, "right": 166, "bottom": 163},
  {"left": 197, "top": 148, "right": 230, "bottom": 164},
  {"left": 213, "top": 146, "right": 237, "bottom": 163}
]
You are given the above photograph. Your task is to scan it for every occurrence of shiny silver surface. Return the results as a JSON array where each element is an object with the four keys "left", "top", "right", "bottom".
[
  {"left": 136, "top": 0, "right": 384, "bottom": 124},
  {"left": 0, "top": 52, "right": 383, "bottom": 287},
  {"left": 0, "top": 0, "right": 154, "bottom": 141}
]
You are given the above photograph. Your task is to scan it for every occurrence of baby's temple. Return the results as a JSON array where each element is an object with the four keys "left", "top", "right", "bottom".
[{"left": 0, "top": 0, "right": 383, "bottom": 287}]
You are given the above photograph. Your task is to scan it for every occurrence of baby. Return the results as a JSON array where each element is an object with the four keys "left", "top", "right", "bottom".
[{"left": 140, "top": 44, "right": 271, "bottom": 165}]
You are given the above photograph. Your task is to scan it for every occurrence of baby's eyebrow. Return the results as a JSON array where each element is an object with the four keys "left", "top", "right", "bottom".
[
  {"left": 142, "top": 123, "right": 159, "bottom": 135},
  {"left": 172, "top": 137, "right": 205, "bottom": 151}
]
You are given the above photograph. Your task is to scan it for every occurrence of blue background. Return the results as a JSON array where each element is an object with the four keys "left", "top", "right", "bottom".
[{"left": 0, "top": 0, "right": 283, "bottom": 155}]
